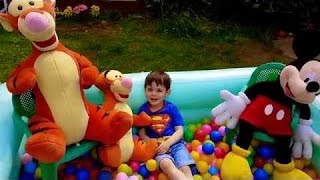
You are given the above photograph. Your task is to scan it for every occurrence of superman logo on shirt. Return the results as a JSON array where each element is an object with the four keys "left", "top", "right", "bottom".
[{"left": 150, "top": 114, "right": 171, "bottom": 134}]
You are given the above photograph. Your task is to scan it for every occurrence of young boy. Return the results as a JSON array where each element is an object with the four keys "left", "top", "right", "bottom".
[{"left": 138, "top": 70, "right": 195, "bottom": 180}]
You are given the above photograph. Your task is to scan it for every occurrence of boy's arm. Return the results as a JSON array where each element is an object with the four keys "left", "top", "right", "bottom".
[
  {"left": 166, "top": 126, "right": 184, "bottom": 147},
  {"left": 139, "top": 128, "right": 151, "bottom": 142}
]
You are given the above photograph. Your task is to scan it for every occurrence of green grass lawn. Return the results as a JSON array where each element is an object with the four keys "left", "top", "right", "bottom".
[{"left": 0, "top": 17, "right": 290, "bottom": 83}]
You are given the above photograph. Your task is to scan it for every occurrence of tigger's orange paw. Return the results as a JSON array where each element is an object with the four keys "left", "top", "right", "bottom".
[{"left": 98, "top": 144, "right": 122, "bottom": 168}]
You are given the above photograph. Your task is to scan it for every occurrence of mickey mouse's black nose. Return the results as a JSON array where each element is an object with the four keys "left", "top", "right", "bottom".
[{"left": 306, "top": 81, "right": 320, "bottom": 92}]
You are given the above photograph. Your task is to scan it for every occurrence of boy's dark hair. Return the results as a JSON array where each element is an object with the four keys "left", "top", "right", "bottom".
[{"left": 144, "top": 70, "right": 171, "bottom": 90}]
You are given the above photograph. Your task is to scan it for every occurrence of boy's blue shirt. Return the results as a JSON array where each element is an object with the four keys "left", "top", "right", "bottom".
[{"left": 138, "top": 100, "right": 184, "bottom": 139}]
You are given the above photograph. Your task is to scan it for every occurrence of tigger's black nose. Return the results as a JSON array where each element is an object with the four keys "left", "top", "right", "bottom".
[{"left": 306, "top": 81, "right": 320, "bottom": 92}]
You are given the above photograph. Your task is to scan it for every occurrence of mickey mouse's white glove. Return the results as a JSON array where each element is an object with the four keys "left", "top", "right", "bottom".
[
  {"left": 292, "top": 119, "right": 320, "bottom": 159},
  {"left": 211, "top": 90, "right": 250, "bottom": 129}
]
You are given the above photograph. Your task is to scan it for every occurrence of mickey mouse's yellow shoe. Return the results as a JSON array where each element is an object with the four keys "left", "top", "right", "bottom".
[
  {"left": 221, "top": 144, "right": 253, "bottom": 180},
  {"left": 273, "top": 160, "right": 312, "bottom": 180}
]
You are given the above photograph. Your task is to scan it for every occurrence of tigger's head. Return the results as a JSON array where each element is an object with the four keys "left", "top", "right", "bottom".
[
  {"left": 0, "top": 0, "right": 58, "bottom": 51},
  {"left": 95, "top": 70, "right": 133, "bottom": 102}
]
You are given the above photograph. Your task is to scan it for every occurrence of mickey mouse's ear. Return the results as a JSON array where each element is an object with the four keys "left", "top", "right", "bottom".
[{"left": 293, "top": 29, "right": 320, "bottom": 61}]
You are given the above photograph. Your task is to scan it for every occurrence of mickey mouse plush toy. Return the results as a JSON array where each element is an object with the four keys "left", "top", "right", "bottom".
[{"left": 212, "top": 29, "right": 320, "bottom": 180}]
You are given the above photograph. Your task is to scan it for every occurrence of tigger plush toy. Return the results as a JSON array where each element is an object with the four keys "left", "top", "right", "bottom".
[
  {"left": 212, "top": 29, "right": 320, "bottom": 180},
  {"left": 95, "top": 70, "right": 159, "bottom": 167},
  {"left": 0, "top": 0, "right": 132, "bottom": 163}
]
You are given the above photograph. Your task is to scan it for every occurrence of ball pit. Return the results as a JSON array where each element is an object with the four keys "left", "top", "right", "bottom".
[{"left": 1, "top": 68, "right": 320, "bottom": 180}]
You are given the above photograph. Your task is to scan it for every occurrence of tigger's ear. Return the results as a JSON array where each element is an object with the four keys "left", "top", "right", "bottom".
[
  {"left": 44, "top": 0, "right": 56, "bottom": 7},
  {"left": 0, "top": 13, "right": 13, "bottom": 32}
]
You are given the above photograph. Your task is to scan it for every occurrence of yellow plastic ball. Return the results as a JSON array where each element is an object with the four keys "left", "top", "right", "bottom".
[
  {"left": 196, "top": 160, "right": 209, "bottom": 174},
  {"left": 202, "top": 117, "right": 211, "bottom": 124},
  {"left": 191, "top": 140, "right": 202, "bottom": 150},
  {"left": 263, "top": 163, "right": 274, "bottom": 174},
  {"left": 294, "top": 159, "right": 305, "bottom": 169},
  {"left": 193, "top": 174, "right": 203, "bottom": 180},
  {"left": 201, "top": 172, "right": 211, "bottom": 180},
  {"left": 158, "top": 172, "right": 169, "bottom": 180},
  {"left": 210, "top": 175, "right": 221, "bottom": 180},
  {"left": 118, "top": 163, "right": 133, "bottom": 176},
  {"left": 251, "top": 139, "right": 260, "bottom": 147},
  {"left": 35, "top": 167, "right": 41, "bottom": 179},
  {"left": 136, "top": 174, "right": 144, "bottom": 180},
  {"left": 205, "top": 135, "right": 211, "bottom": 140},
  {"left": 91, "top": 148, "right": 98, "bottom": 160},
  {"left": 191, "top": 151, "right": 201, "bottom": 162},
  {"left": 189, "top": 124, "right": 197, "bottom": 132},
  {"left": 146, "top": 159, "right": 157, "bottom": 171}
]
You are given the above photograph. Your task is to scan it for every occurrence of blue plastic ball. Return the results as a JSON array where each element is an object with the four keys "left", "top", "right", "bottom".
[
  {"left": 138, "top": 164, "right": 150, "bottom": 178},
  {"left": 24, "top": 161, "right": 37, "bottom": 174},
  {"left": 258, "top": 145, "right": 275, "bottom": 159},
  {"left": 202, "top": 142, "right": 215, "bottom": 155},
  {"left": 253, "top": 168, "right": 268, "bottom": 180},
  {"left": 76, "top": 168, "right": 90, "bottom": 180},
  {"left": 98, "top": 170, "right": 112, "bottom": 180},
  {"left": 208, "top": 166, "right": 219, "bottom": 175},
  {"left": 210, "top": 131, "right": 223, "bottom": 142},
  {"left": 64, "top": 164, "right": 77, "bottom": 175}
]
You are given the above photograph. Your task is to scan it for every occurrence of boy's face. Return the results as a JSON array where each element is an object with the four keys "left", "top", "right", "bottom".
[{"left": 145, "top": 81, "right": 170, "bottom": 108}]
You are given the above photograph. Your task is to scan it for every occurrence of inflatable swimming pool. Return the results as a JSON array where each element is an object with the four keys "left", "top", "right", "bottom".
[{"left": 1, "top": 67, "right": 320, "bottom": 180}]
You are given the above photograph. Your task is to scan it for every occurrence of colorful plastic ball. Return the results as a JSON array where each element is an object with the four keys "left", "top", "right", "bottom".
[
  {"left": 210, "top": 120, "right": 220, "bottom": 131},
  {"left": 196, "top": 160, "right": 209, "bottom": 174},
  {"left": 200, "top": 154, "right": 213, "bottom": 164},
  {"left": 186, "top": 143, "right": 192, "bottom": 152},
  {"left": 116, "top": 172, "right": 129, "bottom": 180},
  {"left": 210, "top": 131, "right": 223, "bottom": 143},
  {"left": 24, "top": 161, "right": 37, "bottom": 174},
  {"left": 202, "top": 142, "right": 215, "bottom": 155},
  {"left": 214, "top": 147, "right": 226, "bottom": 158},
  {"left": 191, "top": 140, "right": 202, "bottom": 150},
  {"left": 128, "top": 175, "right": 139, "bottom": 180},
  {"left": 20, "top": 173, "right": 36, "bottom": 180},
  {"left": 254, "top": 157, "right": 266, "bottom": 168},
  {"left": 253, "top": 168, "right": 268, "bottom": 180},
  {"left": 218, "top": 126, "right": 226, "bottom": 136},
  {"left": 138, "top": 164, "right": 150, "bottom": 178},
  {"left": 247, "top": 156, "right": 254, "bottom": 167},
  {"left": 193, "top": 174, "right": 202, "bottom": 180},
  {"left": 130, "top": 161, "right": 141, "bottom": 172},
  {"left": 158, "top": 172, "right": 169, "bottom": 180},
  {"left": 98, "top": 170, "right": 112, "bottom": 180},
  {"left": 22, "top": 153, "right": 33, "bottom": 164},
  {"left": 195, "top": 129, "right": 207, "bottom": 142},
  {"left": 191, "top": 151, "right": 201, "bottom": 162},
  {"left": 210, "top": 175, "right": 221, "bottom": 180},
  {"left": 208, "top": 166, "right": 219, "bottom": 175},
  {"left": 202, "top": 117, "right": 211, "bottom": 124},
  {"left": 217, "top": 142, "right": 230, "bottom": 153},
  {"left": 65, "top": 164, "right": 77, "bottom": 175},
  {"left": 146, "top": 159, "right": 157, "bottom": 172},
  {"left": 184, "top": 129, "right": 194, "bottom": 142},
  {"left": 263, "top": 163, "right": 273, "bottom": 175},
  {"left": 196, "top": 145, "right": 204, "bottom": 154},
  {"left": 76, "top": 168, "right": 90, "bottom": 180},
  {"left": 201, "top": 124, "right": 212, "bottom": 134},
  {"left": 118, "top": 163, "right": 133, "bottom": 176},
  {"left": 257, "top": 145, "right": 274, "bottom": 159},
  {"left": 64, "top": 174, "right": 77, "bottom": 180},
  {"left": 201, "top": 172, "right": 211, "bottom": 180},
  {"left": 188, "top": 124, "right": 198, "bottom": 132},
  {"left": 215, "top": 158, "right": 224, "bottom": 169},
  {"left": 35, "top": 167, "right": 42, "bottom": 179}
]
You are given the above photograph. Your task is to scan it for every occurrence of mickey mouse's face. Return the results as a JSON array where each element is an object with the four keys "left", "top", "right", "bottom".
[{"left": 280, "top": 60, "right": 320, "bottom": 104}]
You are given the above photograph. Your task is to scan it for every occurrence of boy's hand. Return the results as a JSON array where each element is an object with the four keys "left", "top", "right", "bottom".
[{"left": 157, "top": 140, "right": 171, "bottom": 154}]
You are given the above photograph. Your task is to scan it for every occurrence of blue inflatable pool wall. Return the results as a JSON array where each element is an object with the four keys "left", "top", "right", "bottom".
[{"left": 1, "top": 67, "right": 320, "bottom": 180}]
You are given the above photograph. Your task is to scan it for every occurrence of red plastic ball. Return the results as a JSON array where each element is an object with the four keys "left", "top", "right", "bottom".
[
  {"left": 254, "top": 157, "right": 266, "bottom": 168},
  {"left": 210, "top": 120, "right": 220, "bottom": 131},
  {"left": 214, "top": 147, "right": 226, "bottom": 158},
  {"left": 194, "top": 129, "right": 207, "bottom": 142}
]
